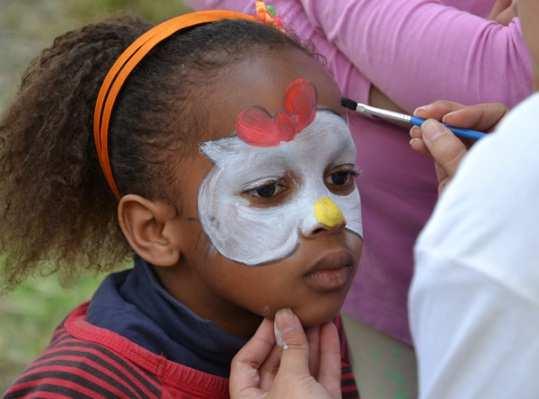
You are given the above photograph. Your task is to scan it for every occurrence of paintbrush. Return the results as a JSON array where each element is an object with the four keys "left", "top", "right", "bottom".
[{"left": 341, "top": 98, "right": 486, "bottom": 141}]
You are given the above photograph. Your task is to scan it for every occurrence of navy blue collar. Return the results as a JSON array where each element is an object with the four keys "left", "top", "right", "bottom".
[{"left": 86, "top": 257, "right": 247, "bottom": 377}]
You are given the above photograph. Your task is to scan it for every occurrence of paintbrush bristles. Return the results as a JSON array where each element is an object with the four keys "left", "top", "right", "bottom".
[{"left": 341, "top": 97, "right": 358, "bottom": 111}]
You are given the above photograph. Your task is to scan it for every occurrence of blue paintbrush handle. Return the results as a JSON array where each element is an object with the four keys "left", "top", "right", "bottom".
[{"left": 410, "top": 116, "right": 487, "bottom": 141}]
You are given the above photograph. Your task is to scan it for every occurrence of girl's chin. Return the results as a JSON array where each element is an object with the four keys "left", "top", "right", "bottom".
[
  {"left": 293, "top": 299, "right": 346, "bottom": 328},
  {"left": 258, "top": 290, "right": 349, "bottom": 327}
]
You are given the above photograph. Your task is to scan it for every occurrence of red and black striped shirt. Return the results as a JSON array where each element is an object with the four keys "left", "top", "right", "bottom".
[{"left": 5, "top": 304, "right": 360, "bottom": 398}]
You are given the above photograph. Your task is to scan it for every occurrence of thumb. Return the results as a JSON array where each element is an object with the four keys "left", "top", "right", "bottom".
[
  {"left": 274, "top": 309, "right": 310, "bottom": 377},
  {"left": 421, "top": 119, "right": 467, "bottom": 180}
]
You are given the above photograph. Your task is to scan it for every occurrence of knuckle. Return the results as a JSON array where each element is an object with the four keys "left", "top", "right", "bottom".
[
  {"left": 283, "top": 329, "right": 308, "bottom": 347},
  {"left": 433, "top": 99, "right": 459, "bottom": 110}
]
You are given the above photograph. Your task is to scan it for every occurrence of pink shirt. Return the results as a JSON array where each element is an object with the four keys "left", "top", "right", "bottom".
[{"left": 186, "top": 0, "right": 533, "bottom": 344}]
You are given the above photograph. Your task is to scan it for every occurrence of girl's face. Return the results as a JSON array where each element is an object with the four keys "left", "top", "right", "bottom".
[
  {"left": 198, "top": 103, "right": 363, "bottom": 266},
  {"left": 159, "top": 48, "right": 363, "bottom": 335}
]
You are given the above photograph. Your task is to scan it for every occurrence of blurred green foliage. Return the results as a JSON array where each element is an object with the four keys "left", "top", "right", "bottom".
[
  {"left": 69, "top": 0, "right": 189, "bottom": 23},
  {"left": 0, "top": 0, "right": 187, "bottom": 392}
]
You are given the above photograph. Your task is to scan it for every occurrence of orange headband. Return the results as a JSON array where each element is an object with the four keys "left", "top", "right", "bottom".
[{"left": 93, "top": 10, "right": 257, "bottom": 198}]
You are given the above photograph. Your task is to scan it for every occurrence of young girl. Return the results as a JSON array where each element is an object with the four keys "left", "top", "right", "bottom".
[{"left": 1, "top": 6, "right": 362, "bottom": 399}]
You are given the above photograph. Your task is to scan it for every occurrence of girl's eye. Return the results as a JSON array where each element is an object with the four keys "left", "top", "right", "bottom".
[
  {"left": 246, "top": 181, "right": 287, "bottom": 199},
  {"left": 330, "top": 171, "right": 353, "bottom": 186},
  {"left": 325, "top": 166, "right": 359, "bottom": 194}
]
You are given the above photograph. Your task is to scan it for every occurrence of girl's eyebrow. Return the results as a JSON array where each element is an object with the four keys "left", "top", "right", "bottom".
[{"left": 317, "top": 107, "right": 345, "bottom": 120}]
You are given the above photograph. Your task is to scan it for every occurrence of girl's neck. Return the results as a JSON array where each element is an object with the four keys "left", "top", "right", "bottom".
[{"left": 155, "top": 262, "right": 263, "bottom": 338}]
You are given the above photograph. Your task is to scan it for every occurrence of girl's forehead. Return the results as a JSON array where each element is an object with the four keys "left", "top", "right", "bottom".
[{"left": 201, "top": 49, "right": 342, "bottom": 141}]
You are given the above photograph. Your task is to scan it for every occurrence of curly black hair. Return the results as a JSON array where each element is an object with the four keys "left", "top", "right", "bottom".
[{"left": 0, "top": 15, "right": 306, "bottom": 286}]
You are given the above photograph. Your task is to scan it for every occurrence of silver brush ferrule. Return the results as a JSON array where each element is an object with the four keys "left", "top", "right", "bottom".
[{"left": 356, "top": 103, "right": 412, "bottom": 125}]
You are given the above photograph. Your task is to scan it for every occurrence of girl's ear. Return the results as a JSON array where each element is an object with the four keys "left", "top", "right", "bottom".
[{"left": 117, "top": 194, "right": 182, "bottom": 267}]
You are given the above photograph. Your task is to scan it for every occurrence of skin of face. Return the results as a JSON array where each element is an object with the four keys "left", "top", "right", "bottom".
[
  {"left": 518, "top": 0, "right": 539, "bottom": 89},
  {"left": 151, "top": 48, "right": 363, "bottom": 338}
]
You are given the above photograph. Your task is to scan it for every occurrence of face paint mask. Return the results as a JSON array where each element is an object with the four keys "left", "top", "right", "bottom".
[{"left": 198, "top": 110, "right": 363, "bottom": 266}]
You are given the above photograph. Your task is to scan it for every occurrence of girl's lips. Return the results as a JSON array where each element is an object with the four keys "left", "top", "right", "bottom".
[
  {"left": 303, "top": 250, "right": 354, "bottom": 292},
  {"left": 304, "top": 266, "right": 353, "bottom": 291}
]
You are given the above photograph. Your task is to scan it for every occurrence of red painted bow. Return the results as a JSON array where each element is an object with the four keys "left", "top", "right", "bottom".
[{"left": 236, "top": 78, "right": 317, "bottom": 147}]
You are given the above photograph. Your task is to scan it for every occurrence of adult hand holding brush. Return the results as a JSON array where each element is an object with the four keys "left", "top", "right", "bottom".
[{"left": 410, "top": 101, "right": 508, "bottom": 193}]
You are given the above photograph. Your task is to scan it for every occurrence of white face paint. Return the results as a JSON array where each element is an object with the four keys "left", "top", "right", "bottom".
[{"left": 198, "top": 110, "right": 363, "bottom": 266}]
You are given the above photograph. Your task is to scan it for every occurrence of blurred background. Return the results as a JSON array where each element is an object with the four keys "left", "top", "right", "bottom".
[{"left": 0, "top": 0, "right": 188, "bottom": 391}]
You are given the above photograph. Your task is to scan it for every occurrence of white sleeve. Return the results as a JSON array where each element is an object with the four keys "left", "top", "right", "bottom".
[
  {"left": 410, "top": 93, "right": 539, "bottom": 399},
  {"left": 411, "top": 253, "right": 539, "bottom": 399}
]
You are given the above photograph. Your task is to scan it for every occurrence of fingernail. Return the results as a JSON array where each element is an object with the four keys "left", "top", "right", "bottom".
[
  {"left": 409, "top": 138, "right": 420, "bottom": 146},
  {"left": 274, "top": 309, "right": 296, "bottom": 350},
  {"left": 410, "top": 126, "right": 421, "bottom": 137},
  {"left": 274, "top": 320, "right": 287, "bottom": 349},
  {"left": 414, "top": 105, "right": 430, "bottom": 117},
  {"left": 441, "top": 111, "right": 458, "bottom": 123},
  {"left": 422, "top": 119, "right": 445, "bottom": 142}
]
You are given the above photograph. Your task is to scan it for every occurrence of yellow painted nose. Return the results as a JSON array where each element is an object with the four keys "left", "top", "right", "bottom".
[{"left": 314, "top": 196, "right": 345, "bottom": 229}]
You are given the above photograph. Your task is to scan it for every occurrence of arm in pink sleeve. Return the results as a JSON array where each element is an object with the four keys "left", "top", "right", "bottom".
[
  {"left": 185, "top": 0, "right": 371, "bottom": 103},
  {"left": 297, "top": 0, "right": 533, "bottom": 111},
  {"left": 184, "top": 0, "right": 255, "bottom": 13}
]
